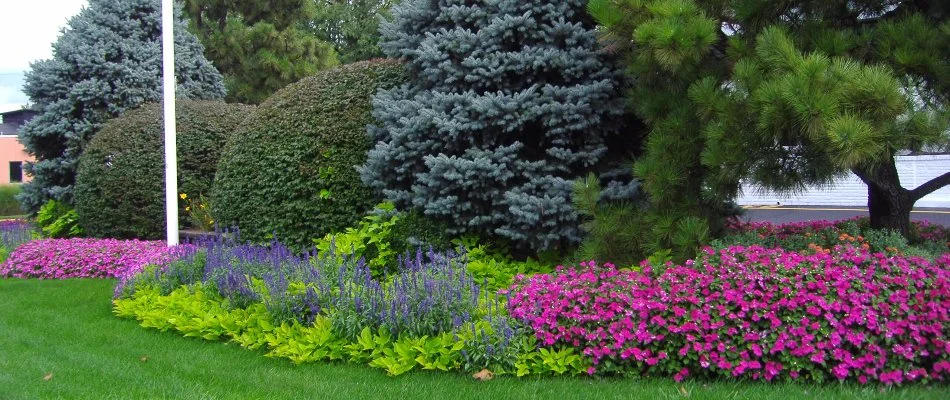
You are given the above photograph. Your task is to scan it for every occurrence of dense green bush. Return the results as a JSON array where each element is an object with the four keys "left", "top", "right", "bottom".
[
  {"left": 75, "top": 101, "right": 253, "bottom": 239},
  {"left": 0, "top": 184, "right": 23, "bottom": 216},
  {"left": 212, "top": 60, "right": 406, "bottom": 249},
  {"left": 36, "top": 200, "right": 83, "bottom": 238}
]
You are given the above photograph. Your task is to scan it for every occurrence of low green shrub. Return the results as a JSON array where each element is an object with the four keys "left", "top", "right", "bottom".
[
  {"left": 714, "top": 218, "right": 949, "bottom": 259},
  {"left": 35, "top": 200, "right": 83, "bottom": 238},
  {"left": 313, "top": 203, "right": 551, "bottom": 289},
  {"left": 0, "top": 184, "right": 23, "bottom": 216},
  {"left": 572, "top": 173, "right": 646, "bottom": 267},
  {"left": 75, "top": 100, "right": 253, "bottom": 239},
  {"left": 212, "top": 60, "right": 407, "bottom": 249}
]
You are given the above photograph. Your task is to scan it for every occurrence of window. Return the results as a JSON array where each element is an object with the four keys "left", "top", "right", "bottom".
[{"left": 9, "top": 162, "right": 22, "bottom": 183}]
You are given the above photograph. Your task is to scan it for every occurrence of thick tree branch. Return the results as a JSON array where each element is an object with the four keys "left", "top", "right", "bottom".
[
  {"left": 851, "top": 167, "right": 874, "bottom": 187},
  {"left": 910, "top": 170, "right": 950, "bottom": 201}
]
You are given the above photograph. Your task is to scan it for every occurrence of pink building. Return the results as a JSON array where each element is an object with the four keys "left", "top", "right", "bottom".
[{"left": 0, "top": 109, "right": 37, "bottom": 184}]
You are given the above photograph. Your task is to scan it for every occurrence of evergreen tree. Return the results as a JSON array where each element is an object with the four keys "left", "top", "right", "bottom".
[
  {"left": 183, "top": 0, "right": 339, "bottom": 104},
  {"left": 360, "top": 0, "right": 635, "bottom": 252},
  {"left": 18, "top": 0, "right": 225, "bottom": 213},
  {"left": 589, "top": 0, "right": 949, "bottom": 241},
  {"left": 310, "top": 0, "right": 393, "bottom": 64}
]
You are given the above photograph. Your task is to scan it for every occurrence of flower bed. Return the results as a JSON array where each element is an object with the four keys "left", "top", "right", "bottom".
[
  {"left": 720, "top": 218, "right": 949, "bottom": 255},
  {"left": 109, "top": 218, "right": 949, "bottom": 383},
  {"left": 1, "top": 238, "right": 194, "bottom": 279},
  {"left": 508, "top": 245, "right": 950, "bottom": 384},
  {"left": 0, "top": 220, "right": 35, "bottom": 262},
  {"left": 114, "top": 236, "right": 588, "bottom": 376}
]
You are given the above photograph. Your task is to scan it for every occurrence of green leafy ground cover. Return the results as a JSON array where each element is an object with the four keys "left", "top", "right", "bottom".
[{"left": 1, "top": 279, "right": 947, "bottom": 399}]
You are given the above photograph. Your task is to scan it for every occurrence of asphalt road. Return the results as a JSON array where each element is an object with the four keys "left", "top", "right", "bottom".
[{"left": 741, "top": 205, "right": 950, "bottom": 227}]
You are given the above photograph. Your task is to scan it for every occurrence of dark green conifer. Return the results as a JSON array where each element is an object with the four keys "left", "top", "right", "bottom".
[{"left": 589, "top": 0, "right": 949, "bottom": 243}]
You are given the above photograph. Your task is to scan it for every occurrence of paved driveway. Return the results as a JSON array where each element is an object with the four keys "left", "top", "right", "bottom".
[{"left": 740, "top": 205, "right": 950, "bottom": 227}]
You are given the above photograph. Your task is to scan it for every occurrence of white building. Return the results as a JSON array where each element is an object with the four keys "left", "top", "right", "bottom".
[{"left": 737, "top": 155, "right": 949, "bottom": 208}]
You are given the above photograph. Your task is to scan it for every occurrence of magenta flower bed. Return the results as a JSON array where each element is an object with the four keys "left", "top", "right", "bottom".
[
  {"left": 728, "top": 217, "right": 950, "bottom": 244},
  {"left": 508, "top": 245, "right": 950, "bottom": 384},
  {"left": 1, "top": 238, "right": 194, "bottom": 279}
]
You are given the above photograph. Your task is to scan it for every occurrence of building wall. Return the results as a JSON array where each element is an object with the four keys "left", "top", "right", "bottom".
[
  {"left": 738, "top": 155, "right": 950, "bottom": 208},
  {"left": 0, "top": 136, "right": 32, "bottom": 184}
]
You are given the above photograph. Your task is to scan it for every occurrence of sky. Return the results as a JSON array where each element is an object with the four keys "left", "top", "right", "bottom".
[{"left": 0, "top": 0, "right": 89, "bottom": 113}]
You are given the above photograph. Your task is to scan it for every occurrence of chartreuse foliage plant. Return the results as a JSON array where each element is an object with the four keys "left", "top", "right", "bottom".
[
  {"left": 361, "top": 0, "right": 636, "bottom": 253},
  {"left": 75, "top": 101, "right": 252, "bottom": 239},
  {"left": 212, "top": 60, "right": 406, "bottom": 250},
  {"left": 35, "top": 200, "right": 82, "bottom": 238},
  {"left": 113, "top": 235, "right": 587, "bottom": 377},
  {"left": 18, "top": 0, "right": 225, "bottom": 212},
  {"left": 313, "top": 203, "right": 552, "bottom": 289}
]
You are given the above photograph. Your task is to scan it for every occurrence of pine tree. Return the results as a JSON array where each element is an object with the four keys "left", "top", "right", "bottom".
[
  {"left": 183, "top": 0, "right": 338, "bottom": 104},
  {"left": 18, "top": 0, "right": 225, "bottom": 213},
  {"left": 309, "top": 0, "right": 394, "bottom": 64},
  {"left": 589, "top": 0, "right": 949, "bottom": 241},
  {"left": 360, "top": 0, "right": 635, "bottom": 252}
]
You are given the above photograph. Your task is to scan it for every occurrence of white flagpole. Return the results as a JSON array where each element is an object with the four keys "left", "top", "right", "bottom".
[{"left": 161, "top": 0, "right": 179, "bottom": 246}]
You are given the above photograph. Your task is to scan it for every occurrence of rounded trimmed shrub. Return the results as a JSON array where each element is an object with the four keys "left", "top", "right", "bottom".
[
  {"left": 75, "top": 100, "right": 253, "bottom": 239},
  {"left": 212, "top": 59, "right": 407, "bottom": 249}
]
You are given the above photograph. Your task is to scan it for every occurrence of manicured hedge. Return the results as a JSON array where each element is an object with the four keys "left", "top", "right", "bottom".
[
  {"left": 75, "top": 101, "right": 253, "bottom": 239},
  {"left": 212, "top": 59, "right": 406, "bottom": 249}
]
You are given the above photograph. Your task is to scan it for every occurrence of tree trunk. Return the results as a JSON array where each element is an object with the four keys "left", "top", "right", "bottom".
[
  {"left": 853, "top": 158, "right": 913, "bottom": 238},
  {"left": 866, "top": 181, "right": 913, "bottom": 238}
]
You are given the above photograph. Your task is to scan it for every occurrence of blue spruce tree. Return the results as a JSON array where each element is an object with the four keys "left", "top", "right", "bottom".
[
  {"left": 361, "top": 0, "right": 632, "bottom": 252},
  {"left": 18, "top": 0, "right": 225, "bottom": 212}
]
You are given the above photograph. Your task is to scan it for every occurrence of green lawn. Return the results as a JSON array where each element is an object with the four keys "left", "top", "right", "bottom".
[{"left": 0, "top": 279, "right": 947, "bottom": 400}]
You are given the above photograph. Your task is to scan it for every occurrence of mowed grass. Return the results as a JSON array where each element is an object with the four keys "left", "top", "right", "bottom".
[{"left": 1, "top": 279, "right": 947, "bottom": 400}]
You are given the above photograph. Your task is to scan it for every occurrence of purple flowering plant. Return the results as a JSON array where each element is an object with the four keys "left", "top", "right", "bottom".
[
  {"left": 0, "top": 219, "right": 35, "bottom": 262},
  {"left": 508, "top": 245, "right": 949, "bottom": 384}
]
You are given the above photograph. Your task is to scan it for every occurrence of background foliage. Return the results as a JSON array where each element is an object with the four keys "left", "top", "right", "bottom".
[
  {"left": 183, "top": 0, "right": 339, "bottom": 104},
  {"left": 20, "top": 0, "right": 224, "bottom": 212},
  {"left": 213, "top": 60, "right": 406, "bottom": 249},
  {"left": 309, "top": 0, "right": 393, "bottom": 64},
  {"left": 0, "top": 185, "right": 23, "bottom": 217},
  {"left": 17, "top": 0, "right": 225, "bottom": 213},
  {"left": 75, "top": 101, "right": 252, "bottom": 239}
]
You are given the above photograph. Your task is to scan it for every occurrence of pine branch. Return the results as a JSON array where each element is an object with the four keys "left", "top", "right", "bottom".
[{"left": 910, "top": 171, "right": 950, "bottom": 201}]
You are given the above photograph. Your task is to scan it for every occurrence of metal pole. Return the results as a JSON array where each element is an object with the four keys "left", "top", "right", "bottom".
[{"left": 161, "top": 0, "right": 178, "bottom": 246}]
